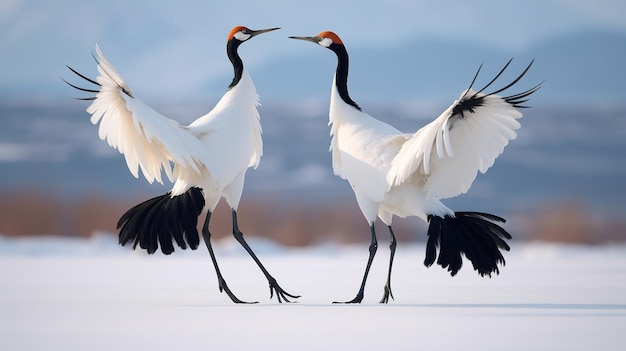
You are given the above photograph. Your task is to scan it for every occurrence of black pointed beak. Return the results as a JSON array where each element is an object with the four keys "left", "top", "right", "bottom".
[
  {"left": 250, "top": 27, "right": 281, "bottom": 38},
  {"left": 289, "top": 35, "right": 320, "bottom": 44}
]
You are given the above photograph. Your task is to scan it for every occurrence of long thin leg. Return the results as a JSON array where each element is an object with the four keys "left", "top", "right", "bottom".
[
  {"left": 201, "top": 211, "right": 256, "bottom": 304},
  {"left": 231, "top": 210, "right": 300, "bottom": 303},
  {"left": 334, "top": 224, "right": 378, "bottom": 304},
  {"left": 380, "top": 225, "right": 397, "bottom": 303}
]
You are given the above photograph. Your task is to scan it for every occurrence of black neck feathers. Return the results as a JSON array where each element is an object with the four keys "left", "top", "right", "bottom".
[
  {"left": 227, "top": 39, "right": 244, "bottom": 89},
  {"left": 329, "top": 43, "right": 361, "bottom": 111}
]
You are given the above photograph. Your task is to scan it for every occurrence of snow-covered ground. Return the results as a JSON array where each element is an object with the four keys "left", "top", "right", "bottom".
[{"left": 1, "top": 235, "right": 625, "bottom": 350}]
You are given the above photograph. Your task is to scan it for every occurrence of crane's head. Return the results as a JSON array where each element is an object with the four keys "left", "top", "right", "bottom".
[
  {"left": 228, "top": 26, "right": 280, "bottom": 43},
  {"left": 289, "top": 31, "right": 344, "bottom": 48}
]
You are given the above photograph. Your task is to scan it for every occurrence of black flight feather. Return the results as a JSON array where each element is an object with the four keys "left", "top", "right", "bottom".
[{"left": 452, "top": 59, "right": 541, "bottom": 118}]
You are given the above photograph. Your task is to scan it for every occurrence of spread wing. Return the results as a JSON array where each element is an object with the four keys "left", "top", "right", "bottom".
[
  {"left": 64, "top": 45, "right": 207, "bottom": 184},
  {"left": 387, "top": 59, "right": 541, "bottom": 199}
]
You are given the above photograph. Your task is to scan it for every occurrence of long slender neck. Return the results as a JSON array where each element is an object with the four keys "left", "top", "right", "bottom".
[
  {"left": 329, "top": 43, "right": 361, "bottom": 111},
  {"left": 227, "top": 39, "right": 244, "bottom": 89}
]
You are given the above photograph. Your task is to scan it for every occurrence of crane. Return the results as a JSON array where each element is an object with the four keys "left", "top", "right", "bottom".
[
  {"left": 290, "top": 31, "right": 540, "bottom": 303},
  {"left": 64, "top": 26, "right": 299, "bottom": 303}
]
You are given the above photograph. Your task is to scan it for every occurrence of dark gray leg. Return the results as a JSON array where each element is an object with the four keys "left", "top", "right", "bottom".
[
  {"left": 380, "top": 225, "right": 397, "bottom": 303},
  {"left": 334, "top": 224, "right": 378, "bottom": 303},
  {"left": 201, "top": 211, "right": 255, "bottom": 304},
  {"left": 231, "top": 210, "right": 300, "bottom": 303}
]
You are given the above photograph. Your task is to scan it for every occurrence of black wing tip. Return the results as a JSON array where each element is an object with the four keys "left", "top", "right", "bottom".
[
  {"left": 458, "top": 63, "right": 484, "bottom": 102},
  {"left": 473, "top": 58, "right": 514, "bottom": 96},
  {"left": 65, "top": 65, "right": 101, "bottom": 86},
  {"left": 64, "top": 61, "right": 134, "bottom": 99},
  {"left": 60, "top": 76, "right": 98, "bottom": 93},
  {"left": 425, "top": 211, "right": 512, "bottom": 277},
  {"left": 485, "top": 58, "right": 537, "bottom": 97},
  {"left": 91, "top": 51, "right": 100, "bottom": 64},
  {"left": 504, "top": 81, "right": 543, "bottom": 108},
  {"left": 453, "top": 59, "right": 540, "bottom": 117},
  {"left": 63, "top": 65, "right": 102, "bottom": 100}
]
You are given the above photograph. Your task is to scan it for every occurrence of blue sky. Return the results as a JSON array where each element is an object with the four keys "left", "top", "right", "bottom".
[
  {"left": 1, "top": 0, "right": 625, "bottom": 101},
  {"left": 4, "top": 0, "right": 625, "bottom": 48}
]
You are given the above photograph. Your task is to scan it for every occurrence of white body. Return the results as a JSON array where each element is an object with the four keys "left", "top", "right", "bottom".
[
  {"left": 328, "top": 77, "right": 522, "bottom": 225},
  {"left": 87, "top": 46, "right": 262, "bottom": 211}
]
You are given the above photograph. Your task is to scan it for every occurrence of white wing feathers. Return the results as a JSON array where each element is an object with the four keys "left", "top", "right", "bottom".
[
  {"left": 387, "top": 60, "right": 540, "bottom": 199},
  {"left": 387, "top": 91, "right": 522, "bottom": 199},
  {"left": 81, "top": 45, "right": 206, "bottom": 184}
]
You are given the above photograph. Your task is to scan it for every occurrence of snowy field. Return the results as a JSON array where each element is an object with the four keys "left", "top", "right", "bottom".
[{"left": 1, "top": 235, "right": 625, "bottom": 351}]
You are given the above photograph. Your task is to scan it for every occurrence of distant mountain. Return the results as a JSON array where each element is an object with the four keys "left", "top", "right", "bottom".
[
  {"left": 1, "top": 30, "right": 624, "bottom": 107},
  {"left": 246, "top": 30, "right": 626, "bottom": 106},
  {"left": 1, "top": 102, "right": 625, "bottom": 219},
  {"left": 529, "top": 30, "right": 626, "bottom": 104}
]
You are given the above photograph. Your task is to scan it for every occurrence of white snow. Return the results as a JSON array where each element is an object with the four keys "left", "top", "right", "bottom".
[{"left": 1, "top": 235, "right": 625, "bottom": 351}]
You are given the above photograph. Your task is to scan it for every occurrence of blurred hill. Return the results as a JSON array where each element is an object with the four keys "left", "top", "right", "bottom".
[
  {"left": 250, "top": 30, "right": 626, "bottom": 106},
  {"left": 1, "top": 30, "right": 624, "bottom": 107},
  {"left": 1, "top": 102, "right": 625, "bottom": 244}
]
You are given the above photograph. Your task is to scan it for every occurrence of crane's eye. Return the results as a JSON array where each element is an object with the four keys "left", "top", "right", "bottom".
[
  {"left": 234, "top": 30, "right": 252, "bottom": 41},
  {"left": 319, "top": 37, "right": 333, "bottom": 47}
]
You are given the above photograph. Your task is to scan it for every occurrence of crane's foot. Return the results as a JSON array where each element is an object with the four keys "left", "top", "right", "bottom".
[
  {"left": 379, "top": 284, "right": 394, "bottom": 304},
  {"left": 268, "top": 277, "right": 300, "bottom": 303},
  {"left": 333, "top": 292, "right": 364, "bottom": 304},
  {"left": 218, "top": 278, "right": 257, "bottom": 304}
]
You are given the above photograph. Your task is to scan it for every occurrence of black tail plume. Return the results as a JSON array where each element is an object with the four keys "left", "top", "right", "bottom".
[
  {"left": 117, "top": 187, "right": 205, "bottom": 255},
  {"left": 424, "top": 212, "right": 512, "bottom": 277}
]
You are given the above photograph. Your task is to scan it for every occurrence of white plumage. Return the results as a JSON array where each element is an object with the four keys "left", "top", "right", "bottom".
[
  {"left": 86, "top": 44, "right": 261, "bottom": 198},
  {"left": 291, "top": 30, "right": 540, "bottom": 303},
  {"left": 66, "top": 26, "right": 298, "bottom": 304},
  {"left": 387, "top": 91, "right": 522, "bottom": 200}
]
